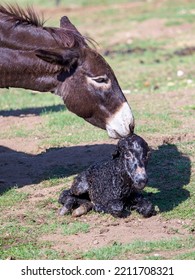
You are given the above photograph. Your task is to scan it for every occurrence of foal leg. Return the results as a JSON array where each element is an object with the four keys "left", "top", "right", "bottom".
[
  {"left": 59, "top": 193, "right": 92, "bottom": 216},
  {"left": 70, "top": 174, "right": 92, "bottom": 217},
  {"left": 58, "top": 189, "right": 78, "bottom": 215},
  {"left": 130, "top": 192, "right": 156, "bottom": 218},
  {"left": 71, "top": 172, "right": 90, "bottom": 196},
  {"left": 59, "top": 173, "right": 91, "bottom": 216},
  {"left": 72, "top": 199, "right": 93, "bottom": 217},
  {"left": 93, "top": 200, "right": 124, "bottom": 217},
  {"left": 107, "top": 200, "right": 124, "bottom": 217}
]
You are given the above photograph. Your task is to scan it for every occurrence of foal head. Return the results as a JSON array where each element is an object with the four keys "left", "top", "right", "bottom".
[{"left": 113, "top": 134, "right": 150, "bottom": 189}]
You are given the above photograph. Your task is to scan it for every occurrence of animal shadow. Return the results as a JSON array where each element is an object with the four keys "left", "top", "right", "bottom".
[
  {"left": 0, "top": 104, "right": 65, "bottom": 117},
  {"left": 146, "top": 143, "right": 191, "bottom": 213},
  {"left": 0, "top": 142, "right": 191, "bottom": 216},
  {"left": 0, "top": 143, "right": 115, "bottom": 195}
]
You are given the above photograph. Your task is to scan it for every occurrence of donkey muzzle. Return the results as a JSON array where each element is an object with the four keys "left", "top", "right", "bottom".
[{"left": 106, "top": 102, "right": 134, "bottom": 138}]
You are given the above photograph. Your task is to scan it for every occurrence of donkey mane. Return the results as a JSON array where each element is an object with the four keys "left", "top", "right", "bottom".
[
  {"left": 0, "top": 4, "right": 91, "bottom": 49},
  {"left": 0, "top": 4, "right": 44, "bottom": 27}
]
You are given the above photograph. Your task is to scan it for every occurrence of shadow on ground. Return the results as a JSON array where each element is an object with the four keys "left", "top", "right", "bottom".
[
  {"left": 0, "top": 104, "right": 65, "bottom": 117},
  {"left": 0, "top": 144, "right": 115, "bottom": 194},
  {"left": 146, "top": 144, "right": 191, "bottom": 213},
  {"left": 0, "top": 143, "right": 191, "bottom": 214}
]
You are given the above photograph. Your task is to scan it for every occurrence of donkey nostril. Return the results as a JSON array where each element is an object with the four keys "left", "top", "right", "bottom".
[{"left": 129, "top": 123, "right": 134, "bottom": 135}]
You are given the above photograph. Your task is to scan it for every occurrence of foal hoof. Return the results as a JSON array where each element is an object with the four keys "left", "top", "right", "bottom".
[
  {"left": 72, "top": 202, "right": 93, "bottom": 217},
  {"left": 59, "top": 206, "right": 70, "bottom": 216},
  {"left": 72, "top": 205, "right": 88, "bottom": 217},
  {"left": 142, "top": 205, "right": 156, "bottom": 218}
]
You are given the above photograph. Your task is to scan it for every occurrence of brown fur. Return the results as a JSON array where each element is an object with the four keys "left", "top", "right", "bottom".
[{"left": 0, "top": 5, "right": 134, "bottom": 137}]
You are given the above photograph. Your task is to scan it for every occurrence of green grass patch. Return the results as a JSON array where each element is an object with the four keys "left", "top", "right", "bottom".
[
  {"left": 61, "top": 221, "right": 90, "bottom": 235},
  {"left": 0, "top": 241, "right": 60, "bottom": 259},
  {"left": 175, "top": 251, "right": 195, "bottom": 260},
  {"left": 6, "top": 0, "right": 131, "bottom": 8},
  {"left": 0, "top": 126, "right": 33, "bottom": 139},
  {"left": 105, "top": 43, "right": 195, "bottom": 94},
  {"left": 83, "top": 237, "right": 195, "bottom": 260},
  {"left": 0, "top": 89, "right": 62, "bottom": 111},
  {"left": 41, "top": 110, "right": 107, "bottom": 146},
  {"left": 0, "top": 189, "right": 29, "bottom": 208}
]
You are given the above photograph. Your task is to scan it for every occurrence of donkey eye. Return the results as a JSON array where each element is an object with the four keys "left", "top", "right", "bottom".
[
  {"left": 92, "top": 75, "right": 108, "bottom": 84},
  {"left": 87, "top": 75, "right": 111, "bottom": 88}
]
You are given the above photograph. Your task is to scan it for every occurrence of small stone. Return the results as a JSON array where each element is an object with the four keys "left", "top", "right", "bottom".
[
  {"left": 34, "top": 193, "right": 44, "bottom": 198},
  {"left": 167, "top": 82, "right": 175, "bottom": 87},
  {"left": 110, "top": 222, "right": 119, "bottom": 226},
  {"left": 93, "top": 240, "right": 99, "bottom": 245},
  {"left": 99, "top": 228, "right": 109, "bottom": 234},
  {"left": 154, "top": 253, "right": 160, "bottom": 257},
  {"left": 6, "top": 256, "right": 15, "bottom": 260},
  {"left": 177, "top": 70, "right": 184, "bottom": 77},
  {"left": 102, "top": 222, "right": 110, "bottom": 227}
]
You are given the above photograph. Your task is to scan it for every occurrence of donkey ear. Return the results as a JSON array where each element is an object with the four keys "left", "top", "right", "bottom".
[
  {"left": 60, "top": 16, "right": 80, "bottom": 33},
  {"left": 35, "top": 49, "right": 79, "bottom": 68},
  {"left": 60, "top": 16, "right": 88, "bottom": 47}
]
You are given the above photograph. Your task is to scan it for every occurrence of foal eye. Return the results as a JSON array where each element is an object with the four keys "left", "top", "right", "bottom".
[
  {"left": 125, "top": 154, "right": 133, "bottom": 159},
  {"left": 93, "top": 75, "right": 108, "bottom": 84}
]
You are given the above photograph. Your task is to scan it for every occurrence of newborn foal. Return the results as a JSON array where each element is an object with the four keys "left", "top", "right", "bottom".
[{"left": 59, "top": 134, "right": 155, "bottom": 218}]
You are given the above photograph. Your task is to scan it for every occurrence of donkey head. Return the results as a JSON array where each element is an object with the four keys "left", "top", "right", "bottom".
[{"left": 36, "top": 16, "right": 134, "bottom": 138}]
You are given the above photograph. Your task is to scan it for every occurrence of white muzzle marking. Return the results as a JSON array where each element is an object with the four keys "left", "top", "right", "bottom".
[{"left": 106, "top": 102, "right": 134, "bottom": 138}]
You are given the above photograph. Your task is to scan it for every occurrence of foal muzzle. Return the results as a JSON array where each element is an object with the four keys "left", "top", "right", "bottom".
[{"left": 133, "top": 174, "right": 148, "bottom": 190}]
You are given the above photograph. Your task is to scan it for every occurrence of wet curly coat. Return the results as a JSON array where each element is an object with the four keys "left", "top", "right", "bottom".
[{"left": 59, "top": 134, "right": 155, "bottom": 218}]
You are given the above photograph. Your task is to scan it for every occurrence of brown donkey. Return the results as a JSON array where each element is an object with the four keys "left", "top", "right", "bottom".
[{"left": 0, "top": 5, "right": 134, "bottom": 138}]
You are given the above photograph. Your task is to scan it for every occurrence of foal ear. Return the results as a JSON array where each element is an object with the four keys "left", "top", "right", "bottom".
[
  {"left": 117, "top": 138, "right": 128, "bottom": 152},
  {"left": 146, "top": 149, "right": 151, "bottom": 161},
  {"left": 112, "top": 149, "right": 120, "bottom": 159},
  {"left": 112, "top": 138, "right": 127, "bottom": 159},
  {"left": 35, "top": 49, "right": 79, "bottom": 68}
]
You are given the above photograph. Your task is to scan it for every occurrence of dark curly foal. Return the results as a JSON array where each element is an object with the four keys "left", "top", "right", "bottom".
[{"left": 59, "top": 134, "right": 156, "bottom": 218}]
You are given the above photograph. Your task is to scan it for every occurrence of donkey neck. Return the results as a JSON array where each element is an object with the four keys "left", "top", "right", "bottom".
[
  {"left": 0, "top": 26, "right": 60, "bottom": 51},
  {"left": 0, "top": 7, "right": 61, "bottom": 51},
  {"left": 0, "top": 48, "right": 61, "bottom": 92}
]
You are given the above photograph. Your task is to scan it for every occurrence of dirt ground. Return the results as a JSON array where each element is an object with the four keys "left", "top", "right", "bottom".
[{"left": 0, "top": 94, "right": 194, "bottom": 257}]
